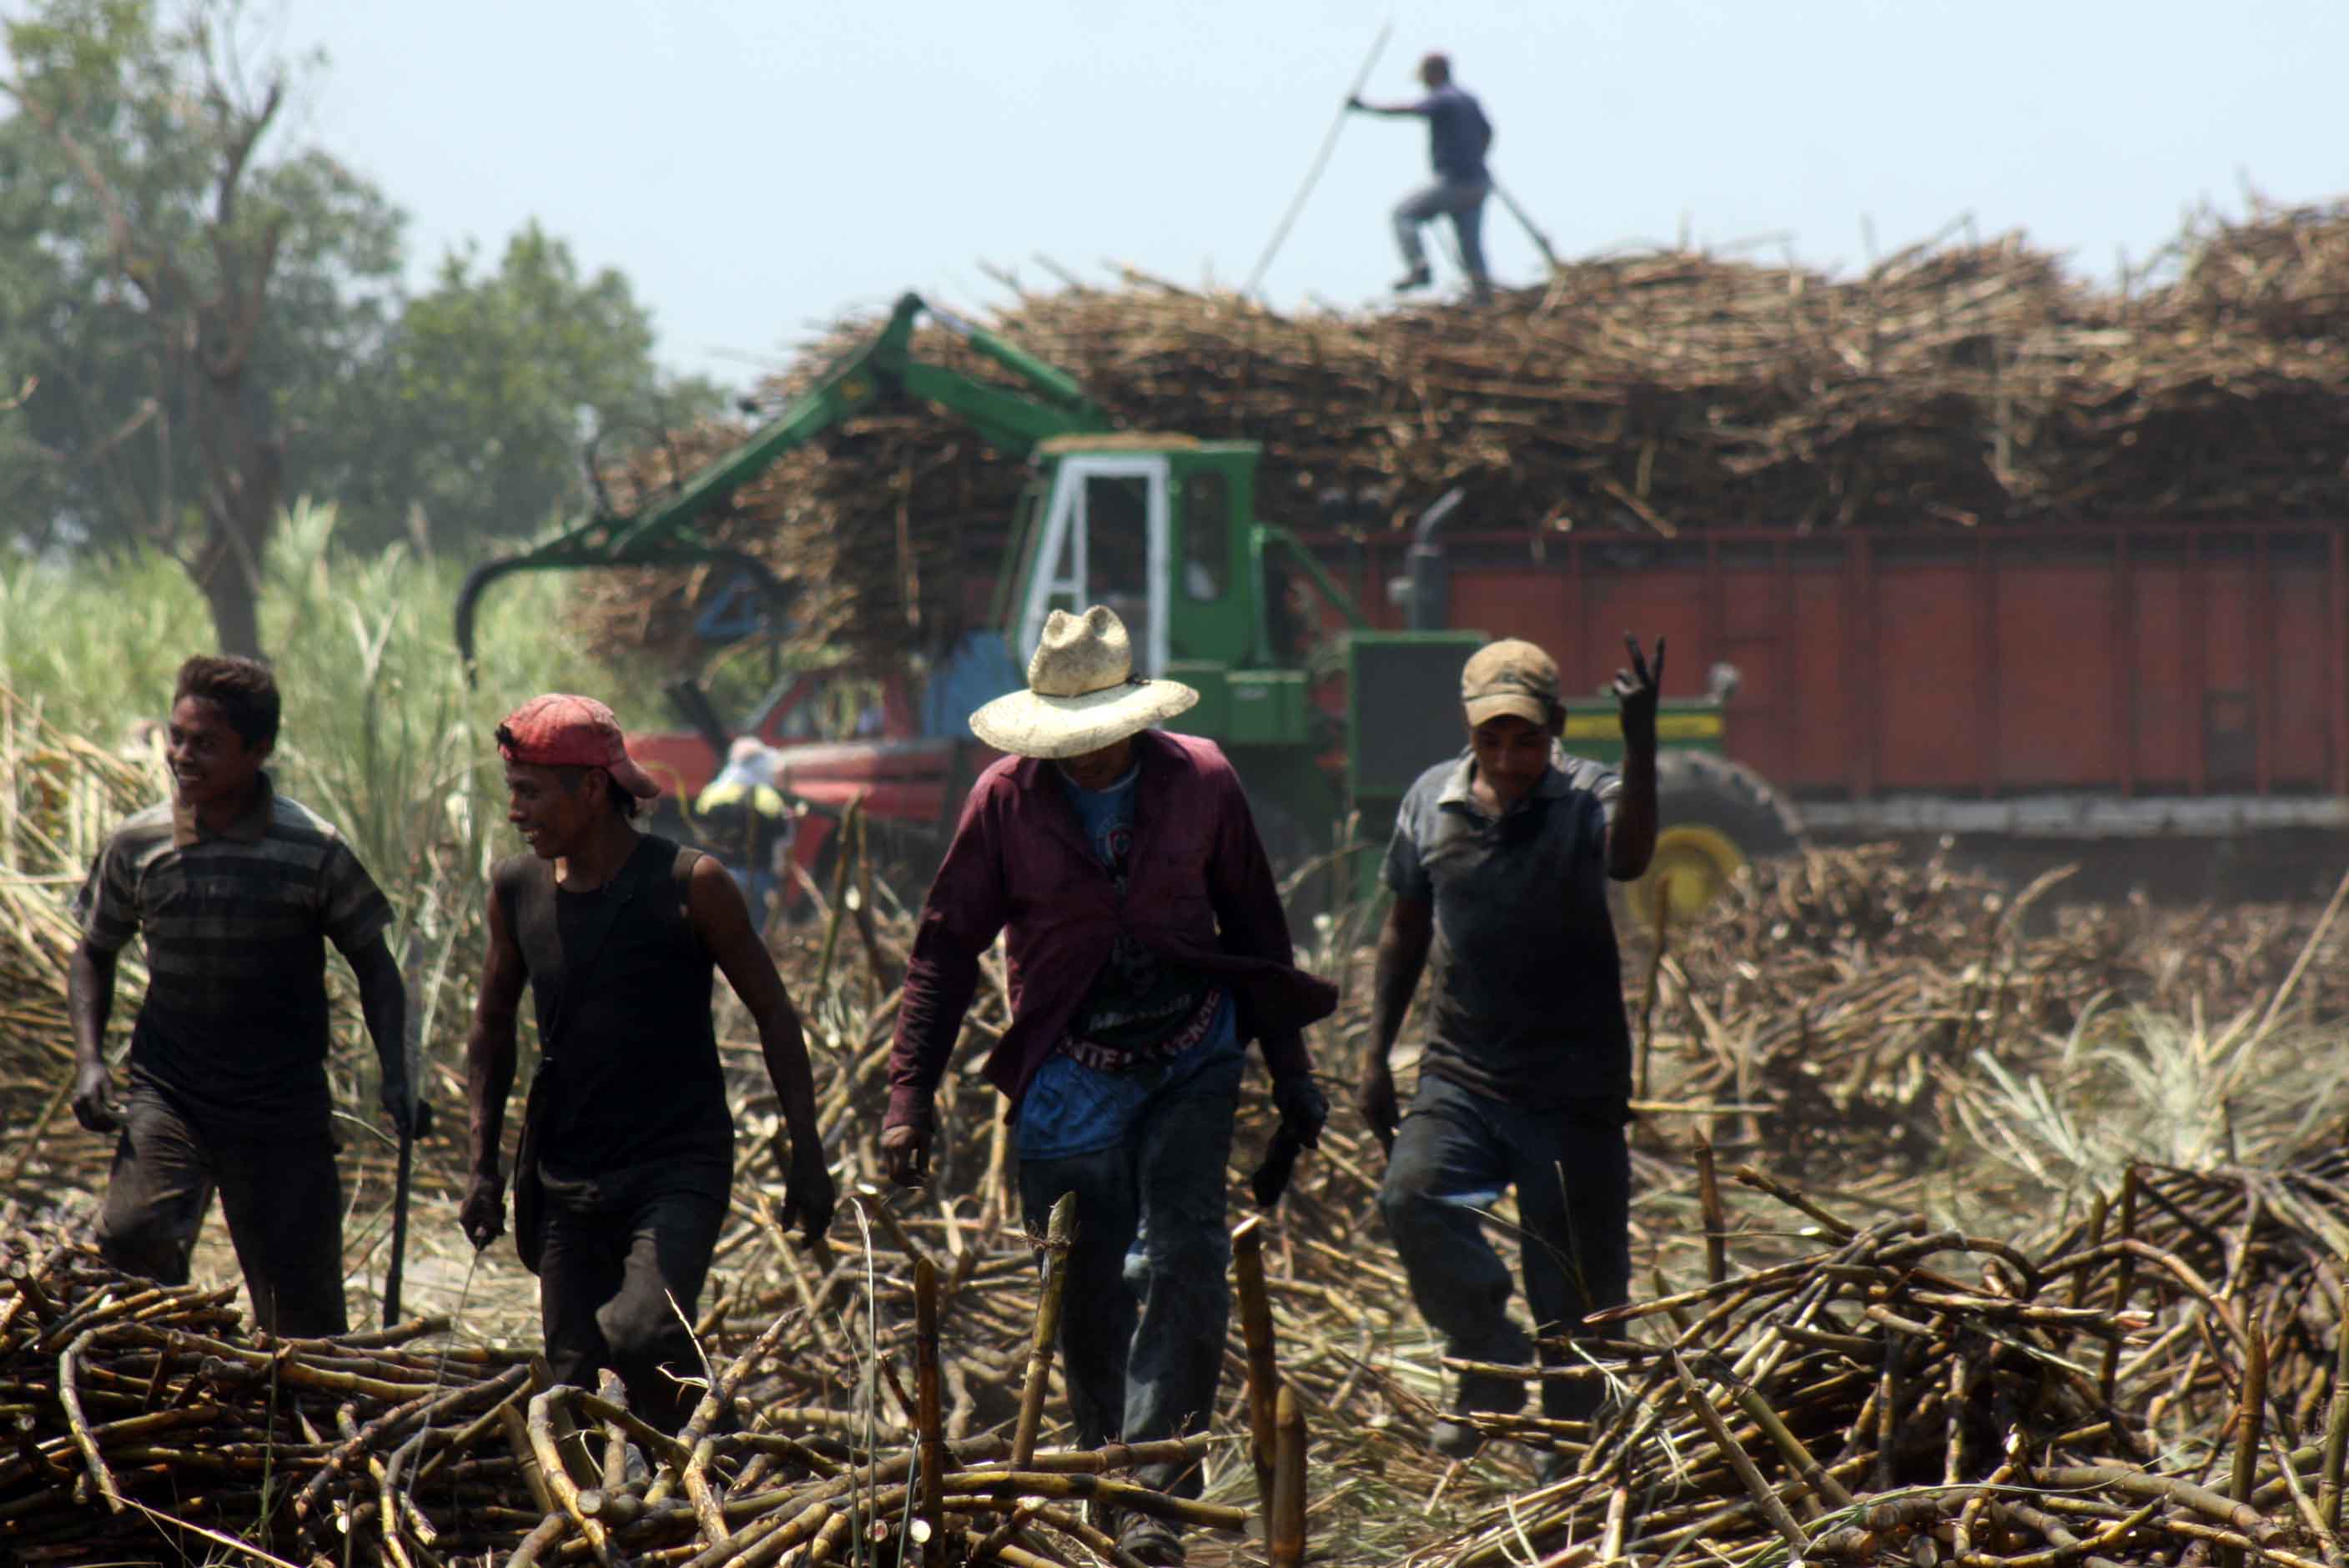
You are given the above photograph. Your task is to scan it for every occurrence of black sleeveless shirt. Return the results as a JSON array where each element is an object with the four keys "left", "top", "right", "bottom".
[{"left": 494, "top": 833, "right": 732, "bottom": 1174}]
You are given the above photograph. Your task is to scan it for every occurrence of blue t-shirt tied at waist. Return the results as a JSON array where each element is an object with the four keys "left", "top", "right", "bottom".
[{"left": 1018, "top": 765, "right": 1240, "bottom": 1161}]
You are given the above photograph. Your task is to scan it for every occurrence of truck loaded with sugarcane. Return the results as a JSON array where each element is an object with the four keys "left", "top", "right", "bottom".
[{"left": 456, "top": 290, "right": 1782, "bottom": 927}]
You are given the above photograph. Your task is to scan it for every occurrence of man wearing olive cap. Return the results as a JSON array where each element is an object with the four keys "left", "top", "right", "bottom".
[
  {"left": 1361, "top": 635, "right": 1662, "bottom": 1472},
  {"left": 460, "top": 694, "right": 834, "bottom": 1432},
  {"left": 883, "top": 607, "right": 1335, "bottom": 1565}
]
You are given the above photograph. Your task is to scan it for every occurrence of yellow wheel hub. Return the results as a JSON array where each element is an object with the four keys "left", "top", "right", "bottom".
[{"left": 1629, "top": 823, "right": 1748, "bottom": 930}]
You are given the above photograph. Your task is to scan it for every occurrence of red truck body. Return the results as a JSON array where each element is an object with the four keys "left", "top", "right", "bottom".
[
  {"left": 1333, "top": 520, "right": 2347, "bottom": 836},
  {"left": 629, "top": 518, "right": 2349, "bottom": 867}
]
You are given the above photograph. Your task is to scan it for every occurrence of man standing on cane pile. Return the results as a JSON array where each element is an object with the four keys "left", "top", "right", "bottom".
[
  {"left": 1349, "top": 51, "right": 1496, "bottom": 303},
  {"left": 69, "top": 656, "right": 420, "bottom": 1335},
  {"left": 1359, "top": 636, "right": 1662, "bottom": 1476},
  {"left": 881, "top": 607, "right": 1335, "bottom": 1566},
  {"left": 460, "top": 695, "right": 834, "bottom": 1433}
]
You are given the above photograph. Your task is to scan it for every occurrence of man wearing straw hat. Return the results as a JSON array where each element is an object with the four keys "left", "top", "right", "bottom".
[
  {"left": 883, "top": 606, "right": 1336, "bottom": 1565},
  {"left": 1360, "top": 634, "right": 1662, "bottom": 1476}
]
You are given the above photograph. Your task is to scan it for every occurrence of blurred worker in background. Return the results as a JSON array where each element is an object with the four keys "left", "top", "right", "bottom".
[
  {"left": 881, "top": 607, "right": 1335, "bottom": 1565},
  {"left": 694, "top": 736, "right": 797, "bottom": 935},
  {"left": 460, "top": 694, "right": 833, "bottom": 1432},
  {"left": 1350, "top": 51, "right": 1496, "bottom": 303},
  {"left": 69, "top": 655, "right": 420, "bottom": 1335},
  {"left": 1359, "top": 635, "right": 1662, "bottom": 1477}
]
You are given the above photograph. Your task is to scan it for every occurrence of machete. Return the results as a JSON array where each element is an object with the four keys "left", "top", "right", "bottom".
[{"left": 381, "top": 1095, "right": 432, "bottom": 1329}]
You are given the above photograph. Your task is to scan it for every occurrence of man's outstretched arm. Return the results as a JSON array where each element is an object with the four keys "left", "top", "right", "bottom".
[
  {"left": 68, "top": 942, "right": 122, "bottom": 1133},
  {"left": 691, "top": 856, "right": 833, "bottom": 1247},
  {"left": 883, "top": 787, "right": 1009, "bottom": 1185},
  {"left": 345, "top": 935, "right": 417, "bottom": 1137},
  {"left": 1359, "top": 897, "right": 1434, "bottom": 1151},
  {"left": 1606, "top": 635, "right": 1665, "bottom": 882},
  {"left": 460, "top": 888, "right": 527, "bottom": 1250}
]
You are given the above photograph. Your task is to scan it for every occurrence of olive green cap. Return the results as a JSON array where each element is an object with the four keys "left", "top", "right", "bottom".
[{"left": 1461, "top": 638, "right": 1561, "bottom": 727}]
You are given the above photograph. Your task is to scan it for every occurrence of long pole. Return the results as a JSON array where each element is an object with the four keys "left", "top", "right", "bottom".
[
  {"left": 1489, "top": 174, "right": 1562, "bottom": 273},
  {"left": 1245, "top": 21, "right": 1394, "bottom": 298}
]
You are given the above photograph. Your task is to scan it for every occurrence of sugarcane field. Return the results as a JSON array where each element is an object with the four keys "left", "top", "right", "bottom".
[{"left": 9, "top": 5, "right": 2349, "bottom": 1565}]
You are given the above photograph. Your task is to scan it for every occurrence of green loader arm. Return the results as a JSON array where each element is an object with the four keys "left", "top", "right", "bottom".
[{"left": 455, "top": 291, "right": 1112, "bottom": 679}]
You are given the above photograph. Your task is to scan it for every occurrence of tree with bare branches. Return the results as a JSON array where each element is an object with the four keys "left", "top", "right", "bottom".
[{"left": 2, "top": 0, "right": 400, "bottom": 657}]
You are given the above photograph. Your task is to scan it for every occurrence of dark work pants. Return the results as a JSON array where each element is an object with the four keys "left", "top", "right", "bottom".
[
  {"left": 95, "top": 1084, "right": 349, "bottom": 1337},
  {"left": 537, "top": 1157, "right": 730, "bottom": 1435},
  {"left": 1015, "top": 1057, "right": 1241, "bottom": 1500},
  {"left": 1378, "top": 1073, "right": 1631, "bottom": 1423}
]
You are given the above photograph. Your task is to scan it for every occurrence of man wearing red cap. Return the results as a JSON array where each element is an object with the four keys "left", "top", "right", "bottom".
[{"left": 460, "top": 695, "right": 834, "bottom": 1431}]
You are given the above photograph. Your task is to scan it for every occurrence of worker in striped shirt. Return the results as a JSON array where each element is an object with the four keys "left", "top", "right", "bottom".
[{"left": 69, "top": 656, "right": 419, "bottom": 1335}]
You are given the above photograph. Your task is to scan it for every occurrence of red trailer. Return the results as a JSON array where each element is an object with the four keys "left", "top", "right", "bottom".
[{"left": 1313, "top": 519, "right": 2347, "bottom": 881}]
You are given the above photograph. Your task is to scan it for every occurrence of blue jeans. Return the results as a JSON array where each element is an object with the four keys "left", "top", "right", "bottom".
[
  {"left": 1015, "top": 1050, "right": 1242, "bottom": 1499},
  {"left": 1395, "top": 175, "right": 1492, "bottom": 289},
  {"left": 1378, "top": 1073, "right": 1631, "bottom": 1422}
]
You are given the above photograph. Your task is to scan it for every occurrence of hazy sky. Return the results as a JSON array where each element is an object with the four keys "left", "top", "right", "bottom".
[{"left": 271, "top": 0, "right": 2345, "bottom": 392}]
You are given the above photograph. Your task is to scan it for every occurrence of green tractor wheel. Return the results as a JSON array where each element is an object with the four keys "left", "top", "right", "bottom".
[{"left": 1625, "top": 751, "right": 1803, "bottom": 932}]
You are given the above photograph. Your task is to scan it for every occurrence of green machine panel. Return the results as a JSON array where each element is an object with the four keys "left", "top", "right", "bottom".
[
  {"left": 1225, "top": 669, "right": 1310, "bottom": 745},
  {"left": 1165, "top": 661, "right": 1229, "bottom": 736},
  {"left": 1346, "top": 631, "right": 1488, "bottom": 800}
]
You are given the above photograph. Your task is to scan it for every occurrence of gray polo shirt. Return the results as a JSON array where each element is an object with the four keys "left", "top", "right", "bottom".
[{"left": 1382, "top": 747, "right": 1631, "bottom": 1107}]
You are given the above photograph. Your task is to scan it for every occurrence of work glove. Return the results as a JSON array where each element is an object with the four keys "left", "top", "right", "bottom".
[
  {"left": 1613, "top": 632, "right": 1667, "bottom": 752},
  {"left": 777, "top": 1128, "right": 837, "bottom": 1247},
  {"left": 460, "top": 1171, "right": 506, "bottom": 1253},
  {"left": 72, "top": 1061, "right": 122, "bottom": 1135},
  {"left": 1271, "top": 1069, "right": 1329, "bottom": 1150}
]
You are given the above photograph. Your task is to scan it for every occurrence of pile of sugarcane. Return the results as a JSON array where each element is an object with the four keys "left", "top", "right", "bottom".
[
  {"left": 1410, "top": 1153, "right": 2349, "bottom": 1568},
  {"left": 1643, "top": 844, "right": 2349, "bottom": 1173},
  {"left": 0, "top": 1219, "right": 1293, "bottom": 1566},
  {"left": 0, "top": 697, "right": 160, "bottom": 1200},
  {"left": 0, "top": 1229, "right": 538, "bottom": 1561},
  {"left": 572, "top": 198, "right": 2349, "bottom": 666}
]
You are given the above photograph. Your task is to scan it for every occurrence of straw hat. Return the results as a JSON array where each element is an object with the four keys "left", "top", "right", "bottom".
[{"left": 969, "top": 606, "right": 1198, "bottom": 759}]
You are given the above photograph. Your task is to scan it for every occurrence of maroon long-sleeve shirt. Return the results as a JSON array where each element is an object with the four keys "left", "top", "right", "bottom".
[{"left": 885, "top": 730, "right": 1337, "bottom": 1132}]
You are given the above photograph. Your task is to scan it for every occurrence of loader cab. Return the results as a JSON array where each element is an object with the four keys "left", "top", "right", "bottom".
[{"left": 1004, "top": 436, "right": 1266, "bottom": 677}]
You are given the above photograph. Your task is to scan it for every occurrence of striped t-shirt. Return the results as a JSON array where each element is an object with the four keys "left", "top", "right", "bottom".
[{"left": 73, "top": 776, "right": 394, "bottom": 1131}]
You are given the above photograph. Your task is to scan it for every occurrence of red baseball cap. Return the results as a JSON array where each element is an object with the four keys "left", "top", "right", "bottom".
[{"left": 495, "top": 694, "right": 661, "bottom": 800}]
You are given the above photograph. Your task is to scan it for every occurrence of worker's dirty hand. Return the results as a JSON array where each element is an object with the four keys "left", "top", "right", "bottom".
[
  {"left": 72, "top": 1061, "right": 122, "bottom": 1135},
  {"left": 1272, "top": 1069, "right": 1329, "bottom": 1151},
  {"left": 379, "top": 1077, "right": 429, "bottom": 1140},
  {"left": 1612, "top": 632, "right": 1667, "bottom": 751},
  {"left": 881, "top": 1122, "right": 933, "bottom": 1189},
  {"left": 777, "top": 1133, "right": 837, "bottom": 1247},
  {"left": 1355, "top": 1065, "right": 1400, "bottom": 1154},
  {"left": 460, "top": 1173, "right": 506, "bottom": 1253}
]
